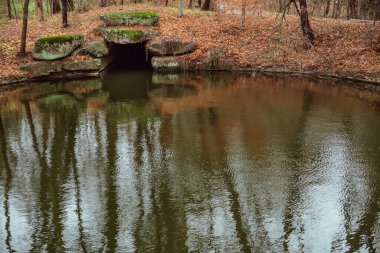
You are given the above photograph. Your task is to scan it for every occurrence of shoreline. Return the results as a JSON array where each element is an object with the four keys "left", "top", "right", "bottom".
[{"left": 1, "top": 68, "right": 380, "bottom": 92}]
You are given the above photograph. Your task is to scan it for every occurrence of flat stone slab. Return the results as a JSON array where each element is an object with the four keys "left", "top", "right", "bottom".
[
  {"left": 100, "top": 12, "right": 159, "bottom": 27},
  {"left": 63, "top": 59, "right": 101, "bottom": 71},
  {"left": 147, "top": 40, "right": 197, "bottom": 56},
  {"left": 20, "top": 61, "right": 63, "bottom": 78},
  {"left": 100, "top": 29, "right": 158, "bottom": 44},
  {"left": 33, "top": 35, "right": 83, "bottom": 61},
  {"left": 20, "top": 59, "right": 101, "bottom": 78},
  {"left": 151, "top": 56, "right": 182, "bottom": 72},
  {"left": 73, "top": 41, "right": 109, "bottom": 58}
]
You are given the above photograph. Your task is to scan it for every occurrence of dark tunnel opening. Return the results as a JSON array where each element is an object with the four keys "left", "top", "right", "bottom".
[{"left": 101, "top": 41, "right": 153, "bottom": 74}]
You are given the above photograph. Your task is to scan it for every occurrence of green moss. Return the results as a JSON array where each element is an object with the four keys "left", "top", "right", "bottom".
[
  {"left": 128, "top": 12, "right": 157, "bottom": 19},
  {"left": 104, "top": 29, "right": 143, "bottom": 40},
  {"left": 102, "top": 12, "right": 157, "bottom": 20},
  {"left": 35, "top": 34, "right": 83, "bottom": 51},
  {"left": 36, "top": 35, "right": 83, "bottom": 45}
]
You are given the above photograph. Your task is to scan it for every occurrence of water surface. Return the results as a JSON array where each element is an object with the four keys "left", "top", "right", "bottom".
[{"left": 0, "top": 72, "right": 380, "bottom": 252}]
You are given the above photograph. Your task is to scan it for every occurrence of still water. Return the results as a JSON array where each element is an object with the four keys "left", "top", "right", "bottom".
[{"left": 0, "top": 72, "right": 380, "bottom": 253}]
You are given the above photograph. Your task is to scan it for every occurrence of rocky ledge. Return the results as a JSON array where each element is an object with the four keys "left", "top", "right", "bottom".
[
  {"left": 100, "top": 12, "right": 159, "bottom": 27},
  {"left": 20, "top": 59, "right": 101, "bottom": 79},
  {"left": 99, "top": 28, "right": 158, "bottom": 44}
]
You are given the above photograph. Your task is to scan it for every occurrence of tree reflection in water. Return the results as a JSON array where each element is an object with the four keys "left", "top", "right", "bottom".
[{"left": 0, "top": 72, "right": 379, "bottom": 252}]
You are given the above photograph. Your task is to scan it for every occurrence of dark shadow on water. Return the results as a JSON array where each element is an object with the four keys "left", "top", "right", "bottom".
[{"left": 101, "top": 71, "right": 153, "bottom": 102}]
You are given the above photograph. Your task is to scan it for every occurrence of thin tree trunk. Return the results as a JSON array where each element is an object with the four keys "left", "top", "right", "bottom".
[
  {"left": 61, "top": 0, "right": 68, "bottom": 27},
  {"left": 51, "top": 0, "right": 61, "bottom": 13},
  {"left": 11, "top": 0, "right": 18, "bottom": 19},
  {"left": 19, "top": 0, "right": 30, "bottom": 57},
  {"left": 241, "top": 0, "right": 247, "bottom": 27},
  {"left": 179, "top": 0, "right": 184, "bottom": 17},
  {"left": 35, "top": 0, "right": 44, "bottom": 21},
  {"left": 347, "top": 0, "right": 358, "bottom": 19},
  {"left": 7, "top": 0, "right": 12, "bottom": 19},
  {"left": 100, "top": 0, "right": 107, "bottom": 7},
  {"left": 325, "top": 0, "right": 331, "bottom": 17},
  {"left": 299, "top": 0, "right": 315, "bottom": 43},
  {"left": 201, "top": 0, "right": 211, "bottom": 10}
]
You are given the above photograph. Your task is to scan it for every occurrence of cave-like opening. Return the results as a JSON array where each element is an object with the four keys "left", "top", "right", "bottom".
[{"left": 101, "top": 41, "right": 152, "bottom": 74}]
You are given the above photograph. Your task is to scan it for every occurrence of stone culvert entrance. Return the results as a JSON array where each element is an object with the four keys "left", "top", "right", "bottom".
[{"left": 98, "top": 12, "right": 197, "bottom": 74}]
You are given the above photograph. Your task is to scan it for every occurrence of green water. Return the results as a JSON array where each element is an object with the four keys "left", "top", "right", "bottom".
[{"left": 0, "top": 72, "right": 380, "bottom": 252}]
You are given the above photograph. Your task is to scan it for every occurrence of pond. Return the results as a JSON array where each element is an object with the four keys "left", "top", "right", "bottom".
[{"left": 0, "top": 72, "right": 380, "bottom": 252}]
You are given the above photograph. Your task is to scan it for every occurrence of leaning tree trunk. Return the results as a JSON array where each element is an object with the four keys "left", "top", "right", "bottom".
[
  {"left": 61, "top": 0, "right": 68, "bottom": 27},
  {"left": 299, "top": 0, "right": 315, "bottom": 43},
  {"left": 19, "top": 0, "right": 30, "bottom": 57}
]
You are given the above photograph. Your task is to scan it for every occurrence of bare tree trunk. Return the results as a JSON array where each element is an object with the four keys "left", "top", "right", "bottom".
[
  {"left": 35, "top": 0, "right": 44, "bottom": 21},
  {"left": 347, "top": 0, "right": 358, "bottom": 19},
  {"left": 325, "top": 0, "right": 331, "bottom": 17},
  {"left": 100, "top": 0, "right": 107, "bottom": 7},
  {"left": 61, "top": 0, "right": 68, "bottom": 27},
  {"left": 19, "top": 0, "right": 30, "bottom": 57},
  {"left": 7, "top": 0, "right": 12, "bottom": 19},
  {"left": 11, "top": 0, "right": 18, "bottom": 20},
  {"left": 51, "top": 0, "right": 61, "bottom": 13},
  {"left": 188, "top": 0, "right": 194, "bottom": 9},
  {"left": 241, "top": 0, "right": 247, "bottom": 27},
  {"left": 179, "top": 0, "right": 184, "bottom": 17},
  {"left": 299, "top": 0, "right": 315, "bottom": 43},
  {"left": 201, "top": 0, "right": 211, "bottom": 10}
]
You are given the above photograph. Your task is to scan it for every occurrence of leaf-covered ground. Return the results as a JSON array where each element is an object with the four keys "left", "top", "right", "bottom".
[{"left": 0, "top": 4, "right": 379, "bottom": 83}]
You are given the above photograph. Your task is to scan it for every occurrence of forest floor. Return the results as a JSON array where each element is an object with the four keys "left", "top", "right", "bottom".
[{"left": 0, "top": 3, "right": 379, "bottom": 84}]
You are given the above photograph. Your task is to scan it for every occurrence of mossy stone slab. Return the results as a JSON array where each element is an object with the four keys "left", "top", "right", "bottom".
[
  {"left": 100, "top": 12, "right": 159, "bottom": 27},
  {"left": 100, "top": 29, "right": 157, "bottom": 44},
  {"left": 33, "top": 35, "right": 83, "bottom": 61}
]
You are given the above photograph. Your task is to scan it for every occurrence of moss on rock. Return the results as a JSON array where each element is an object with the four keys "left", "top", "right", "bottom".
[
  {"left": 101, "top": 29, "right": 156, "bottom": 44},
  {"left": 100, "top": 11, "right": 159, "bottom": 26},
  {"left": 33, "top": 34, "right": 83, "bottom": 61}
]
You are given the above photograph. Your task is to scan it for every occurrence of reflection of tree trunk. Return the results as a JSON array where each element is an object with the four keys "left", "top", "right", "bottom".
[
  {"left": 282, "top": 89, "right": 313, "bottom": 252},
  {"left": 103, "top": 111, "right": 119, "bottom": 252},
  {"left": 132, "top": 122, "right": 145, "bottom": 251},
  {"left": 0, "top": 114, "right": 15, "bottom": 253},
  {"left": 63, "top": 111, "right": 88, "bottom": 252},
  {"left": 197, "top": 108, "right": 253, "bottom": 252}
]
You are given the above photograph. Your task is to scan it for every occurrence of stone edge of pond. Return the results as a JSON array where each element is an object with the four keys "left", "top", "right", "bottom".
[{"left": 1, "top": 68, "right": 380, "bottom": 90}]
